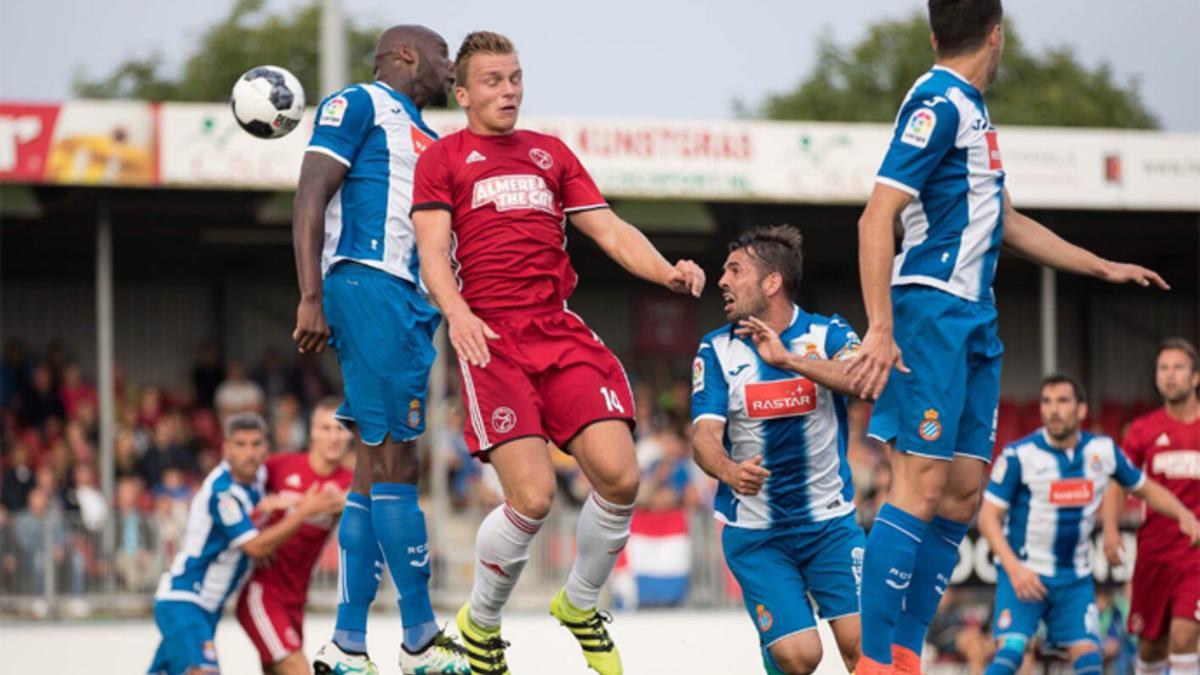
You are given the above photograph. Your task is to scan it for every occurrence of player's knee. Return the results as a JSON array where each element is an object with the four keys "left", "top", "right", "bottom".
[
  {"left": 835, "top": 633, "right": 860, "bottom": 671},
  {"left": 371, "top": 439, "right": 420, "bottom": 484},
  {"left": 769, "top": 640, "right": 822, "bottom": 675},
  {"left": 594, "top": 469, "right": 639, "bottom": 505},
  {"left": 508, "top": 483, "right": 555, "bottom": 520},
  {"left": 1169, "top": 623, "right": 1200, "bottom": 654}
]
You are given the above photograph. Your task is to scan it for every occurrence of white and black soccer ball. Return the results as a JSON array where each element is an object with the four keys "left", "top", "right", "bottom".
[{"left": 230, "top": 65, "right": 306, "bottom": 139}]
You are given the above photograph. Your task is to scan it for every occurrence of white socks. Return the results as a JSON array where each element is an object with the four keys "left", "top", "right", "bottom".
[
  {"left": 1170, "top": 654, "right": 1199, "bottom": 675},
  {"left": 1136, "top": 659, "right": 1168, "bottom": 675},
  {"left": 470, "top": 503, "right": 544, "bottom": 629},
  {"left": 565, "top": 492, "right": 635, "bottom": 610}
]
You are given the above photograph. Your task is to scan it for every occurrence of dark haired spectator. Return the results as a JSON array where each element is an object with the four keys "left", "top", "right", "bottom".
[
  {"left": 114, "top": 427, "right": 142, "bottom": 481},
  {"left": 21, "top": 363, "right": 64, "bottom": 430},
  {"left": 254, "top": 347, "right": 300, "bottom": 411},
  {"left": 1, "top": 441, "right": 36, "bottom": 512},
  {"left": 114, "top": 477, "right": 156, "bottom": 591},
  {"left": 137, "top": 385, "right": 164, "bottom": 430},
  {"left": 1, "top": 340, "right": 32, "bottom": 412},
  {"left": 190, "top": 340, "right": 224, "bottom": 411},
  {"left": 59, "top": 363, "right": 97, "bottom": 421},
  {"left": 270, "top": 393, "right": 306, "bottom": 453},
  {"left": 138, "top": 416, "right": 197, "bottom": 488},
  {"left": 296, "top": 356, "right": 333, "bottom": 410}
]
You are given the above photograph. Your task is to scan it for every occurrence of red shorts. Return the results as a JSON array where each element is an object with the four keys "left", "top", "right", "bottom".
[
  {"left": 236, "top": 579, "right": 304, "bottom": 666},
  {"left": 1128, "top": 555, "right": 1200, "bottom": 641},
  {"left": 459, "top": 309, "right": 635, "bottom": 455}
]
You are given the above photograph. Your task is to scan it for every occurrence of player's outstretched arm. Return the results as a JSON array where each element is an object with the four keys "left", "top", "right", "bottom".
[
  {"left": 1001, "top": 190, "right": 1169, "bottom": 290},
  {"left": 412, "top": 208, "right": 499, "bottom": 368},
  {"left": 846, "top": 183, "right": 913, "bottom": 400},
  {"left": 291, "top": 153, "right": 349, "bottom": 355},
  {"left": 568, "top": 208, "right": 704, "bottom": 297},
  {"left": 978, "top": 498, "right": 1047, "bottom": 601},
  {"left": 1132, "top": 478, "right": 1200, "bottom": 546},
  {"left": 691, "top": 418, "right": 769, "bottom": 496},
  {"left": 243, "top": 484, "right": 345, "bottom": 560},
  {"left": 734, "top": 317, "right": 861, "bottom": 398}
]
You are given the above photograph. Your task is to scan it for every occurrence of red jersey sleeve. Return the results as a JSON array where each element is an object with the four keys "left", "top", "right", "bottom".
[
  {"left": 555, "top": 139, "right": 607, "bottom": 213},
  {"left": 1121, "top": 419, "right": 1148, "bottom": 468},
  {"left": 412, "top": 140, "right": 454, "bottom": 213}
]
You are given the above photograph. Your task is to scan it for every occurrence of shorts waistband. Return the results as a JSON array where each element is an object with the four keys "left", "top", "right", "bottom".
[{"left": 329, "top": 260, "right": 412, "bottom": 283}]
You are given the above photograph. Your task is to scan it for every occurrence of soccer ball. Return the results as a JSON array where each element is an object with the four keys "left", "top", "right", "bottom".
[{"left": 230, "top": 65, "right": 305, "bottom": 139}]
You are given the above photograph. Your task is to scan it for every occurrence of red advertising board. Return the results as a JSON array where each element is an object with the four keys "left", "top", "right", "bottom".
[{"left": 0, "top": 104, "right": 60, "bottom": 182}]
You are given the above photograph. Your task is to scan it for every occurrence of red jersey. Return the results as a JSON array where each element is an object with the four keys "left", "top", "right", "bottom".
[
  {"left": 1122, "top": 408, "right": 1200, "bottom": 565},
  {"left": 250, "top": 452, "right": 352, "bottom": 606},
  {"left": 412, "top": 129, "right": 607, "bottom": 316}
]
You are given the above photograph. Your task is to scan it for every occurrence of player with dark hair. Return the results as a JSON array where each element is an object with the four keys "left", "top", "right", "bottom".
[
  {"left": 412, "top": 30, "right": 705, "bottom": 675},
  {"left": 236, "top": 399, "right": 354, "bottom": 675},
  {"left": 148, "top": 414, "right": 344, "bottom": 675},
  {"left": 692, "top": 225, "right": 866, "bottom": 675},
  {"left": 1103, "top": 338, "right": 1200, "bottom": 675},
  {"left": 979, "top": 375, "right": 1195, "bottom": 675},
  {"left": 291, "top": 24, "right": 468, "bottom": 675},
  {"left": 847, "top": 1, "right": 1168, "bottom": 672}
]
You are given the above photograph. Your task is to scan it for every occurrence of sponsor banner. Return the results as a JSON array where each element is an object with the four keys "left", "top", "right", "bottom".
[
  {"left": 2, "top": 100, "right": 1197, "bottom": 211},
  {"left": 158, "top": 103, "right": 312, "bottom": 188},
  {"left": 0, "top": 101, "right": 155, "bottom": 186}
]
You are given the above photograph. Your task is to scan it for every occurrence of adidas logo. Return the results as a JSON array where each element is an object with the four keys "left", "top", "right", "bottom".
[
  {"left": 1156, "top": 432, "right": 1171, "bottom": 447},
  {"left": 466, "top": 150, "right": 487, "bottom": 164},
  {"left": 285, "top": 473, "right": 302, "bottom": 488}
]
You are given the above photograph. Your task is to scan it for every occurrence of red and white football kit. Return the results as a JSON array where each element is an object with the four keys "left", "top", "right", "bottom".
[
  {"left": 412, "top": 129, "right": 635, "bottom": 455},
  {"left": 1121, "top": 409, "right": 1200, "bottom": 640},
  {"left": 236, "top": 452, "right": 352, "bottom": 666}
]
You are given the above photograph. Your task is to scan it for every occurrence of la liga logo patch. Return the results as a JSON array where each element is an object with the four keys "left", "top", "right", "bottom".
[{"left": 918, "top": 408, "right": 942, "bottom": 441}]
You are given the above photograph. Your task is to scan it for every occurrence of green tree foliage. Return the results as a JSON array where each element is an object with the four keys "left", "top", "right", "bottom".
[
  {"left": 73, "top": 0, "right": 383, "bottom": 102},
  {"left": 748, "top": 12, "right": 1158, "bottom": 128}
]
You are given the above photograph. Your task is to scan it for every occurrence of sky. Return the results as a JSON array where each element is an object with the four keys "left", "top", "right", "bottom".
[{"left": 1, "top": 0, "right": 1197, "bottom": 130}]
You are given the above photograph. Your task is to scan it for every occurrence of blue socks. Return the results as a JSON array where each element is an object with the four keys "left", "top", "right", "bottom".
[
  {"left": 893, "top": 515, "right": 969, "bottom": 655},
  {"left": 861, "top": 503, "right": 929, "bottom": 664},
  {"left": 1072, "top": 650, "right": 1102, "bottom": 675},
  {"left": 985, "top": 646, "right": 1024, "bottom": 675},
  {"left": 333, "top": 491, "right": 383, "bottom": 655},
  {"left": 370, "top": 482, "right": 438, "bottom": 651}
]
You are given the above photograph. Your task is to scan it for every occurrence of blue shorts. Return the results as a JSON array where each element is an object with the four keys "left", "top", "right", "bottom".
[
  {"left": 868, "top": 284, "right": 1003, "bottom": 461},
  {"left": 324, "top": 262, "right": 440, "bottom": 445},
  {"left": 722, "top": 512, "right": 865, "bottom": 646},
  {"left": 993, "top": 568, "right": 1101, "bottom": 648},
  {"left": 148, "top": 600, "right": 220, "bottom": 674}
]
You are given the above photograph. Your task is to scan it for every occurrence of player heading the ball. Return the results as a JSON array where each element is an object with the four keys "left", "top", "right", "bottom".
[{"left": 411, "top": 30, "right": 705, "bottom": 675}]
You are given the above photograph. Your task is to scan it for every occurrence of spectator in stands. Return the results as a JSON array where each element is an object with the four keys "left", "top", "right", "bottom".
[
  {"left": 59, "top": 363, "right": 97, "bottom": 421},
  {"left": 14, "top": 487, "right": 65, "bottom": 594},
  {"left": 21, "top": 363, "right": 64, "bottom": 431},
  {"left": 857, "top": 460, "right": 892, "bottom": 529},
  {"left": 436, "top": 402, "right": 482, "bottom": 510},
  {"left": 269, "top": 393, "right": 306, "bottom": 453},
  {"left": 1, "top": 339, "right": 32, "bottom": 412},
  {"left": 190, "top": 340, "right": 224, "bottom": 411},
  {"left": 214, "top": 360, "right": 264, "bottom": 418},
  {"left": 295, "top": 356, "right": 333, "bottom": 410},
  {"left": 1, "top": 440, "right": 36, "bottom": 512},
  {"left": 254, "top": 347, "right": 299, "bottom": 411},
  {"left": 136, "top": 385, "right": 164, "bottom": 430},
  {"left": 69, "top": 463, "right": 108, "bottom": 532},
  {"left": 114, "top": 477, "right": 155, "bottom": 591},
  {"left": 113, "top": 427, "right": 141, "bottom": 481},
  {"left": 640, "top": 424, "right": 699, "bottom": 511},
  {"left": 138, "top": 416, "right": 197, "bottom": 489}
]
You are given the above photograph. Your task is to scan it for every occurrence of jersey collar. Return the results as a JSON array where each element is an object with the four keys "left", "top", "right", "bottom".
[
  {"left": 931, "top": 65, "right": 981, "bottom": 96},
  {"left": 372, "top": 81, "right": 439, "bottom": 139},
  {"left": 1035, "top": 428, "right": 1089, "bottom": 459}
]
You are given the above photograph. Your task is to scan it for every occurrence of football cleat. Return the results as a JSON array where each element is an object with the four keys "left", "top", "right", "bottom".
[
  {"left": 398, "top": 628, "right": 471, "bottom": 675},
  {"left": 313, "top": 641, "right": 379, "bottom": 675},
  {"left": 549, "top": 587, "right": 622, "bottom": 675},
  {"left": 457, "top": 602, "right": 511, "bottom": 675}
]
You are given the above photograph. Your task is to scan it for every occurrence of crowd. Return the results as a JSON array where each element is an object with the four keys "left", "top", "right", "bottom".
[{"left": 0, "top": 336, "right": 1152, "bottom": 668}]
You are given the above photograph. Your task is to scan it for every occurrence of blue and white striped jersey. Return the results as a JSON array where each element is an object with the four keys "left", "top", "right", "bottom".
[
  {"left": 155, "top": 461, "right": 264, "bottom": 613},
  {"left": 985, "top": 430, "right": 1145, "bottom": 579},
  {"left": 307, "top": 81, "right": 439, "bottom": 283},
  {"left": 691, "top": 306, "right": 860, "bottom": 529},
  {"left": 877, "top": 66, "right": 1006, "bottom": 303}
]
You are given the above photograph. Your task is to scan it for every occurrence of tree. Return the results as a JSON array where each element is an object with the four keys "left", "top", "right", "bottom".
[
  {"left": 73, "top": 0, "right": 383, "bottom": 102},
  {"left": 747, "top": 12, "right": 1158, "bottom": 128}
]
